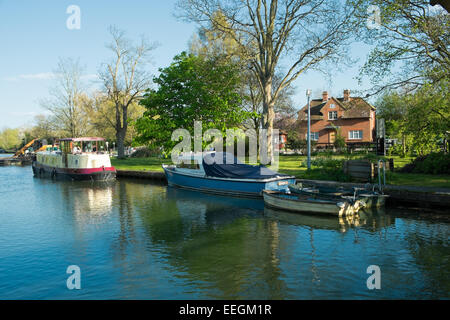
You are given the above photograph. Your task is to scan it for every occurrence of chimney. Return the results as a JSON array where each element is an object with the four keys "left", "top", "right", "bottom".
[
  {"left": 322, "top": 91, "right": 328, "bottom": 102},
  {"left": 343, "top": 89, "right": 351, "bottom": 102}
]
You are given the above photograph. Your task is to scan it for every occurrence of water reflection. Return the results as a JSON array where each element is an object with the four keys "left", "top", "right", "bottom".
[
  {"left": 2, "top": 168, "right": 448, "bottom": 299},
  {"left": 264, "top": 207, "right": 394, "bottom": 233}
]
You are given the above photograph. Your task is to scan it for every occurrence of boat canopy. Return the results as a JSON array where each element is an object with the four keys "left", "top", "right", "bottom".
[
  {"left": 202, "top": 152, "right": 288, "bottom": 179},
  {"left": 58, "top": 137, "right": 106, "bottom": 142}
]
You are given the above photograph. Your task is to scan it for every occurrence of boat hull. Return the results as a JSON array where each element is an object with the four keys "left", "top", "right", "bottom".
[
  {"left": 263, "top": 190, "right": 360, "bottom": 216},
  {"left": 32, "top": 161, "right": 116, "bottom": 181},
  {"left": 163, "top": 167, "right": 296, "bottom": 198},
  {"left": 289, "top": 184, "right": 388, "bottom": 208}
]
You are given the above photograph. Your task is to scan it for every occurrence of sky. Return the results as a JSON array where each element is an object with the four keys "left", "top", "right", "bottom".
[{"left": 0, "top": 0, "right": 374, "bottom": 129}]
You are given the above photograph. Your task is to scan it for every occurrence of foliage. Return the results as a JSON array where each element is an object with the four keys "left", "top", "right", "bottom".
[
  {"left": 285, "top": 130, "right": 306, "bottom": 152},
  {"left": 130, "top": 146, "right": 160, "bottom": 158},
  {"left": 134, "top": 52, "right": 254, "bottom": 154},
  {"left": 376, "top": 79, "right": 449, "bottom": 156},
  {"left": 355, "top": 0, "right": 450, "bottom": 93},
  {"left": 178, "top": 0, "right": 362, "bottom": 158},
  {"left": 333, "top": 127, "right": 346, "bottom": 151},
  {"left": 0, "top": 128, "right": 21, "bottom": 150},
  {"left": 399, "top": 152, "right": 450, "bottom": 175}
]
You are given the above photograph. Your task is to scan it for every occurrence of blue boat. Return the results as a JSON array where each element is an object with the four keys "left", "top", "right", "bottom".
[{"left": 162, "top": 152, "right": 296, "bottom": 198}]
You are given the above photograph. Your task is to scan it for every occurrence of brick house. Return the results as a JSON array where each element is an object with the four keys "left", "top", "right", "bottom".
[{"left": 296, "top": 90, "right": 376, "bottom": 148}]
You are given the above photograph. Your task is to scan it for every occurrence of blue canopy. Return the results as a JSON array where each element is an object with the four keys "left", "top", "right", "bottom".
[{"left": 202, "top": 152, "right": 288, "bottom": 179}]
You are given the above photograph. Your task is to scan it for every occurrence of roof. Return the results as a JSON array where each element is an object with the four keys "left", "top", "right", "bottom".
[
  {"left": 58, "top": 137, "right": 106, "bottom": 142},
  {"left": 298, "top": 96, "right": 375, "bottom": 119}
]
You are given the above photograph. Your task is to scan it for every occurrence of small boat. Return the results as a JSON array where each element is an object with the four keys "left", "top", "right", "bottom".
[
  {"left": 262, "top": 190, "right": 363, "bottom": 216},
  {"left": 162, "top": 152, "right": 296, "bottom": 198},
  {"left": 288, "top": 183, "right": 389, "bottom": 208},
  {"left": 32, "top": 137, "right": 116, "bottom": 181}
]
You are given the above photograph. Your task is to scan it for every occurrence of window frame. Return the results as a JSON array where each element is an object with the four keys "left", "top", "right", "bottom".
[
  {"left": 348, "top": 130, "right": 363, "bottom": 140},
  {"left": 328, "top": 111, "right": 338, "bottom": 120}
]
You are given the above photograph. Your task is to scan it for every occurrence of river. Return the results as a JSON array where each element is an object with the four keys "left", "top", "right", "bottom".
[{"left": 0, "top": 163, "right": 448, "bottom": 299}]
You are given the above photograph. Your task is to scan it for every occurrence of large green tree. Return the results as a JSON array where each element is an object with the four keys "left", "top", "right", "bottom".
[
  {"left": 134, "top": 52, "right": 253, "bottom": 154},
  {"left": 377, "top": 79, "right": 449, "bottom": 156},
  {"left": 178, "top": 0, "right": 360, "bottom": 161}
]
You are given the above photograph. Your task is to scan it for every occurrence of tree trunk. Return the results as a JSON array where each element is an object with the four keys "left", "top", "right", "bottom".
[
  {"left": 116, "top": 104, "right": 128, "bottom": 159},
  {"left": 261, "top": 78, "right": 274, "bottom": 164},
  {"left": 116, "top": 129, "right": 126, "bottom": 159}
]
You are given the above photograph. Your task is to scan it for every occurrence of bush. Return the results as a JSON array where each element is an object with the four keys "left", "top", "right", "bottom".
[
  {"left": 399, "top": 152, "right": 450, "bottom": 174},
  {"left": 130, "top": 146, "right": 160, "bottom": 158},
  {"left": 301, "top": 155, "right": 350, "bottom": 182}
]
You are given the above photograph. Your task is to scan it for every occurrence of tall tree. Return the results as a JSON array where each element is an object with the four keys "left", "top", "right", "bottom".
[
  {"left": 40, "top": 57, "right": 88, "bottom": 137},
  {"left": 134, "top": 52, "right": 252, "bottom": 154},
  {"left": 356, "top": 0, "right": 450, "bottom": 95},
  {"left": 178, "top": 0, "right": 360, "bottom": 161},
  {"left": 98, "top": 26, "right": 156, "bottom": 158}
]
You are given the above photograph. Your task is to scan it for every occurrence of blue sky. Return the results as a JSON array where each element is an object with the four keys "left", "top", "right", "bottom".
[{"left": 0, "top": 0, "right": 373, "bottom": 129}]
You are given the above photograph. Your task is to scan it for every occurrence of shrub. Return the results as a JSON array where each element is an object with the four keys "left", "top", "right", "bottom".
[
  {"left": 130, "top": 146, "right": 160, "bottom": 158},
  {"left": 398, "top": 152, "right": 450, "bottom": 174}
]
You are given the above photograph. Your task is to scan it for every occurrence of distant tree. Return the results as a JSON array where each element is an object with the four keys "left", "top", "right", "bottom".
[
  {"left": 31, "top": 114, "right": 56, "bottom": 141},
  {"left": 0, "top": 128, "right": 21, "bottom": 150},
  {"left": 178, "top": 0, "right": 361, "bottom": 161},
  {"left": 40, "top": 57, "right": 88, "bottom": 137},
  {"left": 134, "top": 52, "right": 253, "bottom": 154},
  {"left": 98, "top": 26, "right": 156, "bottom": 158}
]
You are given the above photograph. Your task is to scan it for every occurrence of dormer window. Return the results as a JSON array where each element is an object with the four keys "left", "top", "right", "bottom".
[
  {"left": 329, "top": 104, "right": 336, "bottom": 109},
  {"left": 328, "top": 111, "right": 338, "bottom": 120}
]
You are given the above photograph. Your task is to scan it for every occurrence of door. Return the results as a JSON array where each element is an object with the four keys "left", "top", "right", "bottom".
[{"left": 329, "top": 131, "right": 336, "bottom": 144}]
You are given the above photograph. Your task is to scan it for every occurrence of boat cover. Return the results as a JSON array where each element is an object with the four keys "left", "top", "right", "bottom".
[{"left": 202, "top": 152, "right": 289, "bottom": 179}]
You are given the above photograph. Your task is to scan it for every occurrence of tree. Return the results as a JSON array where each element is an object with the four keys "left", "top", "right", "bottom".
[
  {"left": 177, "top": 0, "right": 360, "bottom": 161},
  {"left": 134, "top": 52, "right": 253, "bottom": 154},
  {"left": 356, "top": 0, "right": 450, "bottom": 95},
  {"left": 376, "top": 79, "right": 449, "bottom": 156},
  {"left": 0, "top": 128, "right": 21, "bottom": 150},
  {"left": 31, "top": 114, "right": 56, "bottom": 142},
  {"left": 40, "top": 58, "right": 88, "bottom": 137},
  {"left": 98, "top": 26, "right": 156, "bottom": 158},
  {"left": 189, "top": 18, "right": 297, "bottom": 144}
]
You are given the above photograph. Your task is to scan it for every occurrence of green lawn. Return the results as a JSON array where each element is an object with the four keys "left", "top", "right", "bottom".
[{"left": 111, "top": 155, "right": 450, "bottom": 188}]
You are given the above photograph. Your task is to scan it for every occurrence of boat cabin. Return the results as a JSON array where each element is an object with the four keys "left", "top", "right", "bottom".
[{"left": 36, "top": 137, "right": 112, "bottom": 169}]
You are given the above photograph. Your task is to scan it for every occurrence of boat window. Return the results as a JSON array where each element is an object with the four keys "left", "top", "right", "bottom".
[{"left": 176, "top": 160, "right": 200, "bottom": 169}]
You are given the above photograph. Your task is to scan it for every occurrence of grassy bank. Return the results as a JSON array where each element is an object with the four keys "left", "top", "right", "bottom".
[{"left": 111, "top": 155, "right": 450, "bottom": 188}]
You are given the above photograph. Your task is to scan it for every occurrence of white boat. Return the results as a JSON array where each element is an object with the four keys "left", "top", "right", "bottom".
[
  {"left": 32, "top": 137, "right": 116, "bottom": 181},
  {"left": 262, "top": 190, "right": 364, "bottom": 216}
]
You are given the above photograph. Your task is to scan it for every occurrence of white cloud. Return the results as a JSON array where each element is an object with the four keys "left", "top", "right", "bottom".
[
  {"left": 2, "top": 73, "right": 99, "bottom": 82},
  {"left": 3, "top": 72, "right": 56, "bottom": 81}
]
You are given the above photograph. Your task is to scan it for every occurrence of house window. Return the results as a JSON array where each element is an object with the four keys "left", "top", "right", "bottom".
[
  {"left": 349, "top": 130, "right": 363, "bottom": 140},
  {"left": 306, "top": 132, "right": 319, "bottom": 141},
  {"left": 328, "top": 111, "right": 338, "bottom": 120},
  {"left": 329, "top": 104, "right": 336, "bottom": 109}
]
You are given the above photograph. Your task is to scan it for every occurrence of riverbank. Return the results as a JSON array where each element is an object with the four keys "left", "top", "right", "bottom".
[{"left": 111, "top": 155, "right": 450, "bottom": 188}]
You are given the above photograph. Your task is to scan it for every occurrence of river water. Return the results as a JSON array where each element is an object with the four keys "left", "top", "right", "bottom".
[{"left": 0, "top": 163, "right": 448, "bottom": 299}]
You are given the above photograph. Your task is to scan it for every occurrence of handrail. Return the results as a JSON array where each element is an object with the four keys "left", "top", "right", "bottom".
[{"left": 377, "top": 159, "right": 386, "bottom": 193}]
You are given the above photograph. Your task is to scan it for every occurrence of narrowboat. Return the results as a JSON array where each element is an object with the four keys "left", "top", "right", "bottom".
[
  {"left": 32, "top": 137, "right": 116, "bottom": 181},
  {"left": 288, "top": 183, "right": 389, "bottom": 208},
  {"left": 162, "top": 152, "right": 296, "bottom": 198},
  {"left": 262, "top": 190, "right": 364, "bottom": 216}
]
